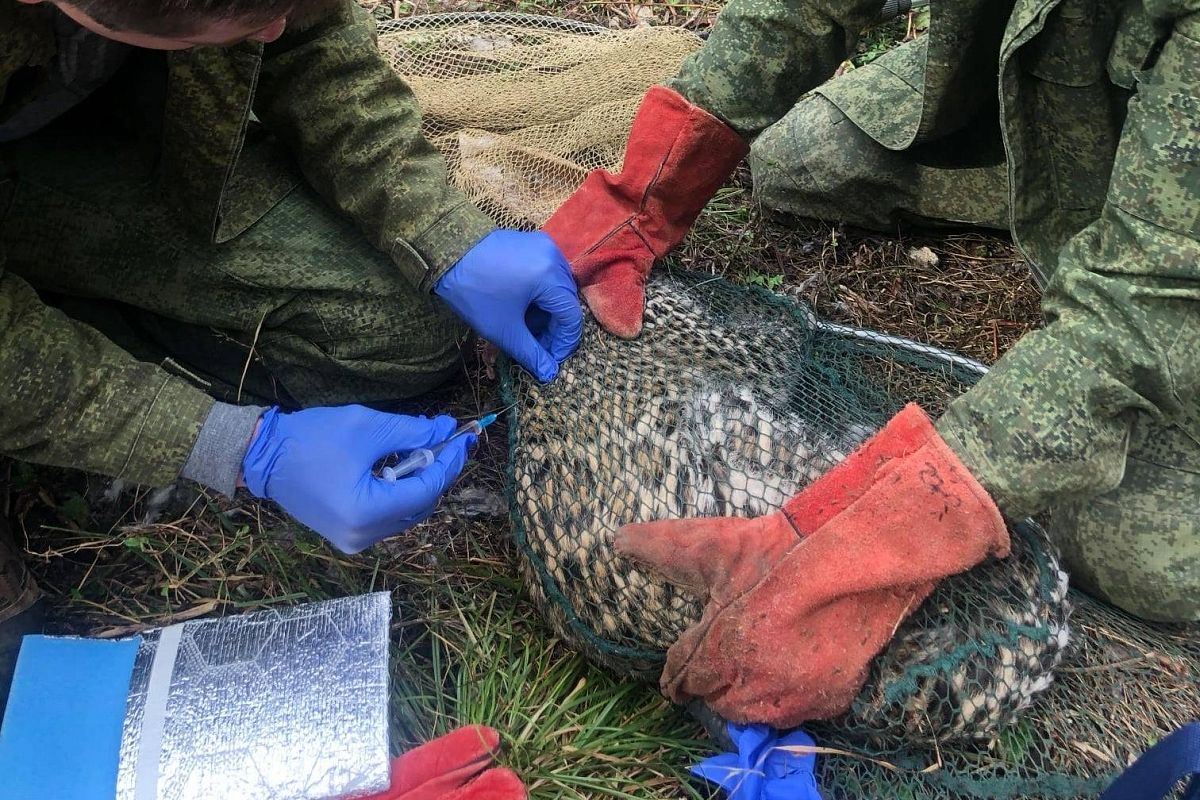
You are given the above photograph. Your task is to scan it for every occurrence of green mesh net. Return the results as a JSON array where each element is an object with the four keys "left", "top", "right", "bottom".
[
  {"left": 499, "top": 270, "right": 1200, "bottom": 798},
  {"left": 374, "top": 13, "right": 1200, "bottom": 797},
  {"left": 500, "top": 271, "right": 1070, "bottom": 741},
  {"left": 807, "top": 589, "right": 1200, "bottom": 799}
]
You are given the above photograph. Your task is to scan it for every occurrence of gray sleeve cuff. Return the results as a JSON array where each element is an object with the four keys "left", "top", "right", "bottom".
[{"left": 181, "top": 402, "right": 267, "bottom": 496}]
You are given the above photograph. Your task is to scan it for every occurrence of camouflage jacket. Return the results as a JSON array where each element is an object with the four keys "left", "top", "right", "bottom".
[
  {"left": 672, "top": 0, "right": 1200, "bottom": 518},
  {"left": 0, "top": 1, "right": 494, "bottom": 487}
]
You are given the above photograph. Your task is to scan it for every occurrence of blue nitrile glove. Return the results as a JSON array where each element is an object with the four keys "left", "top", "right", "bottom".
[
  {"left": 435, "top": 230, "right": 583, "bottom": 383},
  {"left": 691, "top": 722, "right": 822, "bottom": 800},
  {"left": 241, "top": 406, "right": 474, "bottom": 554}
]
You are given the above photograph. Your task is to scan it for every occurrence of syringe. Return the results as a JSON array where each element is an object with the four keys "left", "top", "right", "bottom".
[{"left": 380, "top": 412, "right": 500, "bottom": 481}]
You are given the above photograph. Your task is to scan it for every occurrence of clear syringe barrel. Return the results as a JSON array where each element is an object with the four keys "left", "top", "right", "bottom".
[
  {"left": 380, "top": 414, "right": 495, "bottom": 481},
  {"left": 381, "top": 448, "right": 434, "bottom": 481}
]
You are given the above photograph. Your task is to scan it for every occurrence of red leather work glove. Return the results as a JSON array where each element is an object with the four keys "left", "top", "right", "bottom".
[
  {"left": 614, "top": 404, "right": 1011, "bottom": 729},
  {"left": 541, "top": 85, "right": 748, "bottom": 339},
  {"left": 356, "top": 726, "right": 526, "bottom": 800}
]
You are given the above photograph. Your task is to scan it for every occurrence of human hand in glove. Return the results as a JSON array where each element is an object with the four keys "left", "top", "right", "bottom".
[
  {"left": 241, "top": 406, "right": 473, "bottom": 554},
  {"left": 436, "top": 230, "right": 582, "bottom": 383},
  {"left": 541, "top": 86, "right": 748, "bottom": 339},
  {"left": 356, "top": 726, "right": 526, "bottom": 800},
  {"left": 614, "top": 404, "right": 1011, "bottom": 729}
]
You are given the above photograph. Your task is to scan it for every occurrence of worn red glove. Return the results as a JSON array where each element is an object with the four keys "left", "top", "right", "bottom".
[
  {"left": 356, "top": 726, "right": 525, "bottom": 800},
  {"left": 614, "top": 404, "right": 1011, "bottom": 729},
  {"left": 541, "top": 85, "right": 748, "bottom": 339}
]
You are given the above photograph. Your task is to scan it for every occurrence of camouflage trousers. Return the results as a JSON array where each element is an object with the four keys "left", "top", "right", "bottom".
[
  {"left": 0, "top": 120, "right": 468, "bottom": 410},
  {"left": 748, "top": 90, "right": 1200, "bottom": 623}
]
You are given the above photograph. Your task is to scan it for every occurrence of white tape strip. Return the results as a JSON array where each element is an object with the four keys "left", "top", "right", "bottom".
[{"left": 133, "top": 623, "right": 185, "bottom": 800}]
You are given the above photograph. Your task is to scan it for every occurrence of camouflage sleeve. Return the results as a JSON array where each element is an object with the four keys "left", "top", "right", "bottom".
[
  {"left": 252, "top": 1, "right": 495, "bottom": 290},
  {"left": 936, "top": 10, "right": 1200, "bottom": 519},
  {"left": 0, "top": 249, "right": 214, "bottom": 487},
  {"left": 667, "top": 0, "right": 882, "bottom": 136}
]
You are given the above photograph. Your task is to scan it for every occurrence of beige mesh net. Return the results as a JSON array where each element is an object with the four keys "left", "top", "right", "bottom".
[{"left": 377, "top": 13, "right": 702, "bottom": 229}]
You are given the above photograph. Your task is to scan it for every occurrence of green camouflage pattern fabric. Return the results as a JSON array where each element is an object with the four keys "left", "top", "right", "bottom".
[
  {"left": 0, "top": 252, "right": 214, "bottom": 489},
  {"left": 749, "top": 85, "right": 1011, "bottom": 231},
  {"left": 672, "top": 0, "right": 1200, "bottom": 620},
  {"left": 1051, "top": 418, "right": 1200, "bottom": 622},
  {"left": 667, "top": 0, "right": 882, "bottom": 137},
  {"left": 2, "top": 121, "right": 468, "bottom": 406},
  {"left": 0, "top": 1, "right": 491, "bottom": 488},
  {"left": 161, "top": 0, "right": 494, "bottom": 281},
  {"left": 0, "top": 5, "right": 55, "bottom": 104},
  {"left": 670, "top": 0, "right": 1016, "bottom": 148}
]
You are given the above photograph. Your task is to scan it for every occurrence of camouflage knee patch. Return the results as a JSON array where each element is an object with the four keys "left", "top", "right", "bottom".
[
  {"left": 748, "top": 85, "right": 1008, "bottom": 231},
  {"left": 748, "top": 93, "right": 915, "bottom": 229},
  {"left": 1049, "top": 417, "right": 1200, "bottom": 623}
]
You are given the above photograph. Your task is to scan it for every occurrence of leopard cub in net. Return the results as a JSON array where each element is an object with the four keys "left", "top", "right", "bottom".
[{"left": 503, "top": 271, "right": 1071, "bottom": 746}]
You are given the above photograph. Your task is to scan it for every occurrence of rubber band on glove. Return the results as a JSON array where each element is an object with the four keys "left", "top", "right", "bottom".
[
  {"left": 615, "top": 404, "right": 1011, "bottom": 728},
  {"left": 436, "top": 230, "right": 582, "bottom": 383},
  {"left": 355, "top": 726, "right": 526, "bottom": 800},
  {"left": 242, "top": 406, "right": 474, "bottom": 555},
  {"left": 692, "top": 722, "right": 821, "bottom": 800}
]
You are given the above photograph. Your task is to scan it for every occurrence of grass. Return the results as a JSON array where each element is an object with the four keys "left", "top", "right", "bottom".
[
  {"left": 10, "top": 448, "right": 719, "bottom": 798},
  {"left": 1, "top": 2, "right": 1051, "bottom": 798},
  {"left": 10, "top": 448, "right": 725, "bottom": 797},
  {"left": 391, "top": 588, "right": 716, "bottom": 798}
]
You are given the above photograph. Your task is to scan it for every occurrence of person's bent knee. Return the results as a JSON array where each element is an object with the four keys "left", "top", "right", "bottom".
[
  {"left": 749, "top": 94, "right": 917, "bottom": 230},
  {"left": 1075, "top": 544, "right": 1200, "bottom": 623},
  {"left": 1049, "top": 452, "right": 1200, "bottom": 623},
  {"left": 748, "top": 94, "right": 842, "bottom": 219},
  {"left": 1085, "top": 564, "right": 1200, "bottom": 624}
]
